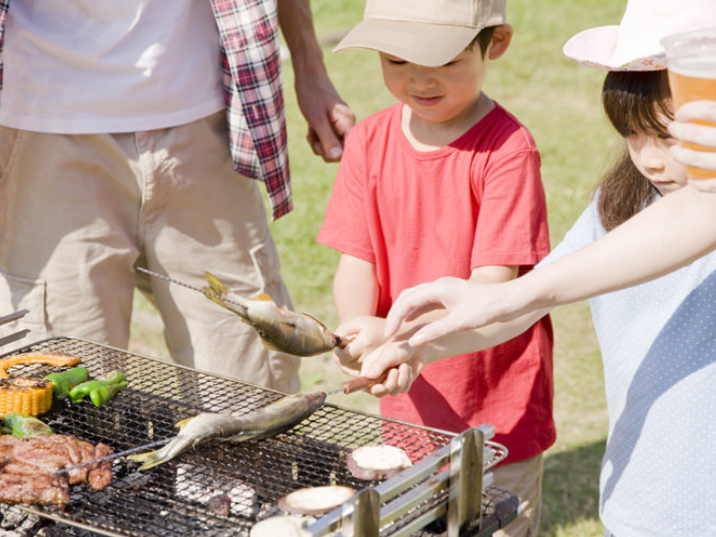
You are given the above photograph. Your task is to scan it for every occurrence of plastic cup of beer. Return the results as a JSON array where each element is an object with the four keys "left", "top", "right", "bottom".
[{"left": 661, "top": 27, "right": 716, "bottom": 180}]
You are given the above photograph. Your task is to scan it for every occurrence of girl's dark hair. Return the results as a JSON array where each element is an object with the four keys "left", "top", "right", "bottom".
[{"left": 597, "top": 70, "right": 673, "bottom": 231}]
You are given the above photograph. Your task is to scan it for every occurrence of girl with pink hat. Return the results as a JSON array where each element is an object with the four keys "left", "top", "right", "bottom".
[{"left": 350, "top": 1, "right": 716, "bottom": 535}]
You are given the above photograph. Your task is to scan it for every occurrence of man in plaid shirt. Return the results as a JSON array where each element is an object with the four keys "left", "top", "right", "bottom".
[{"left": 0, "top": 0, "right": 354, "bottom": 392}]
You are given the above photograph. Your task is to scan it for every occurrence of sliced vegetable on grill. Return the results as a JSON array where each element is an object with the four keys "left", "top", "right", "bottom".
[
  {"left": 0, "top": 377, "right": 53, "bottom": 417},
  {"left": 128, "top": 391, "right": 327, "bottom": 470},
  {"left": 250, "top": 515, "right": 316, "bottom": 537},
  {"left": 0, "top": 351, "right": 81, "bottom": 379},
  {"left": 202, "top": 272, "right": 342, "bottom": 357},
  {"left": 277, "top": 485, "right": 356, "bottom": 516},
  {"left": 346, "top": 444, "right": 413, "bottom": 481},
  {"left": 44, "top": 367, "right": 89, "bottom": 399},
  {"left": 2, "top": 412, "right": 53, "bottom": 437},
  {"left": 69, "top": 371, "right": 128, "bottom": 407}
]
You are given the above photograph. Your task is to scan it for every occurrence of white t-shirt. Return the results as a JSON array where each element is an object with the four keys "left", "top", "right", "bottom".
[
  {"left": 0, "top": 0, "right": 225, "bottom": 133},
  {"left": 541, "top": 196, "right": 716, "bottom": 537}
]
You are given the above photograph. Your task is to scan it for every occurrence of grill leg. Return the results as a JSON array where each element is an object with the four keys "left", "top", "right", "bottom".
[
  {"left": 447, "top": 427, "right": 485, "bottom": 536},
  {"left": 341, "top": 488, "right": 380, "bottom": 537}
]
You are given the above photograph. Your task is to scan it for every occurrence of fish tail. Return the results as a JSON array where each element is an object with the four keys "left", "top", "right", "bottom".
[
  {"left": 202, "top": 272, "right": 249, "bottom": 318},
  {"left": 127, "top": 436, "right": 188, "bottom": 470},
  {"left": 204, "top": 272, "right": 228, "bottom": 296},
  {"left": 175, "top": 417, "right": 193, "bottom": 429},
  {"left": 137, "top": 456, "right": 169, "bottom": 471},
  {"left": 127, "top": 448, "right": 167, "bottom": 470},
  {"left": 127, "top": 418, "right": 193, "bottom": 470}
]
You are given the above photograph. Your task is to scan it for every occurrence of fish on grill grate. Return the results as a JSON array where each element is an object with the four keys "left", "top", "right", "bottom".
[
  {"left": 0, "top": 434, "right": 113, "bottom": 507},
  {"left": 128, "top": 391, "right": 327, "bottom": 470}
]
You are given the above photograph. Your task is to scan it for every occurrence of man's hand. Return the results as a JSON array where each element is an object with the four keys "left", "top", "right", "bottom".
[{"left": 278, "top": 0, "right": 356, "bottom": 162}]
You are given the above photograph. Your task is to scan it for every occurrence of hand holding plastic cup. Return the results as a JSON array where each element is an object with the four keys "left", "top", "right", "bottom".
[{"left": 661, "top": 27, "right": 716, "bottom": 180}]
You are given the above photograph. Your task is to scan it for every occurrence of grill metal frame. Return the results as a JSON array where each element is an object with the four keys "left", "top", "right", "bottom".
[{"left": 0, "top": 337, "right": 512, "bottom": 536}]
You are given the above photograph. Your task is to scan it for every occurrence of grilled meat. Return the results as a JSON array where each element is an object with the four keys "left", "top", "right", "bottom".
[
  {"left": 0, "top": 434, "right": 114, "bottom": 507},
  {"left": 0, "top": 434, "right": 18, "bottom": 463},
  {"left": 0, "top": 472, "right": 70, "bottom": 506}
]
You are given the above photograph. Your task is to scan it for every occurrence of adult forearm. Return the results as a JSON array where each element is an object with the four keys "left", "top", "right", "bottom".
[
  {"left": 277, "top": 0, "right": 325, "bottom": 74},
  {"left": 419, "top": 309, "right": 549, "bottom": 363},
  {"left": 510, "top": 186, "right": 716, "bottom": 315}
]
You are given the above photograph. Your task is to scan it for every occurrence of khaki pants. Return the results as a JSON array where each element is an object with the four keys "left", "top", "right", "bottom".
[
  {"left": 492, "top": 454, "right": 544, "bottom": 537},
  {"left": 0, "top": 112, "right": 300, "bottom": 392}
]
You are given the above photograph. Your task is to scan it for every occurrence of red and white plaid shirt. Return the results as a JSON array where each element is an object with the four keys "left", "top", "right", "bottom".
[{"left": 0, "top": 0, "right": 292, "bottom": 219}]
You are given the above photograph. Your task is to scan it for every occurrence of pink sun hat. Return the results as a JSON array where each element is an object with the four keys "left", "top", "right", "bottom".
[{"left": 563, "top": 0, "right": 716, "bottom": 71}]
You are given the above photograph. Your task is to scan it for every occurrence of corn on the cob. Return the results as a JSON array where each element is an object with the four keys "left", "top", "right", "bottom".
[
  {"left": 0, "top": 377, "right": 53, "bottom": 416},
  {"left": 0, "top": 352, "right": 81, "bottom": 379}
]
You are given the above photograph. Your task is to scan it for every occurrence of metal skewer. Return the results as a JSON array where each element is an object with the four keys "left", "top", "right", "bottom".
[
  {"left": 0, "top": 309, "right": 30, "bottom": 348},
  {"left": 137, "top": 267, "right": 246, "bottom": 308},
  {"left": 0, "top": 309, "right": 30, "bottom": 326},
  {"left": 52, "top": 437, "right": 174, "bottom": 476}
]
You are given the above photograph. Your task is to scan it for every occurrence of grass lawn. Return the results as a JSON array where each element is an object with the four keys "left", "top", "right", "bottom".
[{"left": 129, "top": 1, "right": 628, "bottom": 535}]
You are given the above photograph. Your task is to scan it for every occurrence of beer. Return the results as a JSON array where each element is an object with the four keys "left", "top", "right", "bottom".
[{"left": 661, "top": 29, "right": 716, "bottom": 179}]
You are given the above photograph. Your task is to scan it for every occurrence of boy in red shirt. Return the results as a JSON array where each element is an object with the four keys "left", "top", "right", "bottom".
[{"left": 317, "top": 1, "right": 553, "bottom": 535}]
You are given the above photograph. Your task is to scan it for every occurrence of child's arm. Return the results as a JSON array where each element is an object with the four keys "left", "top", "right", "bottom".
[
  {"left": 331, "top": 254, "right": 382, "bottom": 374},
  {"left": 469, "top": 265, "right": 518, "bottom": 283},
  {"left": 333, "top": 254, "right": 378, "bottom": 322}
]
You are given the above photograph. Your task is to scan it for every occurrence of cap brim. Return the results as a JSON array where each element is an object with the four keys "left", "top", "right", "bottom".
[
  {"left": 334, "top": 19, "right": 481, "bottom": 67},
  {"left": 563, "top": 25, "right": 666, "bottom": 71}
]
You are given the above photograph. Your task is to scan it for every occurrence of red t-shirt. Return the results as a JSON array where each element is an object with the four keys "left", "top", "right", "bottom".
[{"left": 318, "top": 103, "right": 555, "bottom": 462}]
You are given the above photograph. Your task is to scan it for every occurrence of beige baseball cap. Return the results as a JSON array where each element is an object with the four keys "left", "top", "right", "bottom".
[{"left": 333, "top": 0, "right": 507, "bottom": 67}]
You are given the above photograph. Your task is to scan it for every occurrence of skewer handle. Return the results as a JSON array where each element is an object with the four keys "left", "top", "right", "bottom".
[{"left": 340, "top": 370, "right": 390, "bottom": 394}]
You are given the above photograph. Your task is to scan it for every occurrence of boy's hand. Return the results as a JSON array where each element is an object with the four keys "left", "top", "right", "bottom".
[
  {"left": 333, "top": 316, "right": 388, "bottom": 375},
  {"left": 358, "top": 339, "right": 427, "bottom": 397}
]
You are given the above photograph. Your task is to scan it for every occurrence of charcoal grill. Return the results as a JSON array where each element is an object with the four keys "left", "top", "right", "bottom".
[{"left": 0, "top": 337, "right": 516, "bottom": 536}]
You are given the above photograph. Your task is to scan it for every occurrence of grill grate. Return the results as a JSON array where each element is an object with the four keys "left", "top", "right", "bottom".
[{"left": 0, "top": 337, "right": 475, "bottom": 536}]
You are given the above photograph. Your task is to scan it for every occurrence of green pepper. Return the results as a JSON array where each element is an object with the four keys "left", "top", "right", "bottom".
[
  {"left": 44, "top": 367, "right": 89, "bottom": 398},
  {"left": 69, "top": 371, "right": 128, "bottom": 407},
  {"left": 3, "top": 412, "right": 53, "bottom": 437}
]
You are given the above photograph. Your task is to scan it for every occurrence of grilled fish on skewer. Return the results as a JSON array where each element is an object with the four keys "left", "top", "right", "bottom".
[
  {"left": 137, "top": 267, "right": 342, "bottom": 357},
  {"left": 202, "top": 272, "right": 341, "bottom": 356},
  {"left": 128, "top": 391, "right": 327, "bottom": 470}
]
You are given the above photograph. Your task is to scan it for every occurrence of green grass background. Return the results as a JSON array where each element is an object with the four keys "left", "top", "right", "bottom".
[{"left": 129, "top": 1, "right": 628, "bottom": 534}]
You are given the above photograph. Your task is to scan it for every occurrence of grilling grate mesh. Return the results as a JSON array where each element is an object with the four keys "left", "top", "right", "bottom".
[{"left": 0, "top": 337, "right": 492, "bottom": 536}]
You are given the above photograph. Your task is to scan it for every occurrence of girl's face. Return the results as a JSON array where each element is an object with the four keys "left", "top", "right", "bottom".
[{"left": 626, "top": 131, "right": 688, "bottom": 195}]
